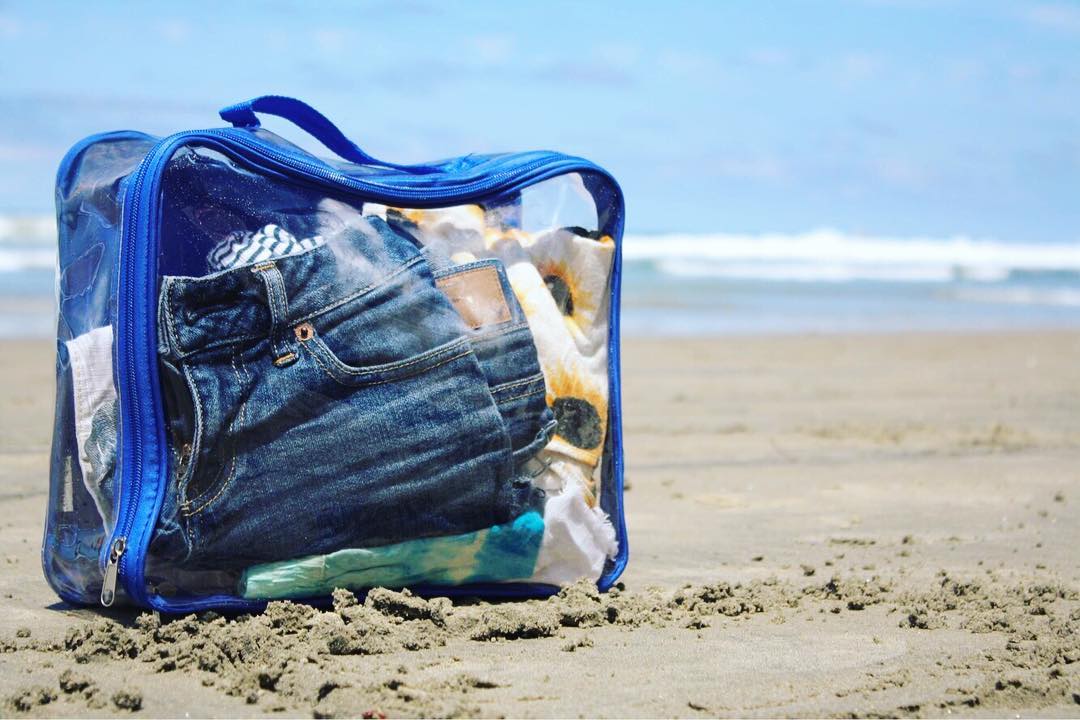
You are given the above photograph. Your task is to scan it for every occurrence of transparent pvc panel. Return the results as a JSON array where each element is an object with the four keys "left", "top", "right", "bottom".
[
  {"left": 138, "top": 140, "right": 620, "bottom": 602},
  {"left": 44, "top": 133, "right": 158, "bottom": 603}
]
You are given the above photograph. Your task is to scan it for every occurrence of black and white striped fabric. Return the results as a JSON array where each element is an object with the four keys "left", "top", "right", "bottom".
[{"left": 207, "top": 224, "right": 325, "bottom": 272}]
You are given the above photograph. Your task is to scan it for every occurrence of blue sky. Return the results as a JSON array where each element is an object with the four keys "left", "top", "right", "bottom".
[{"left": 1, "top": 0, "right": 1078, "bottom": 241}]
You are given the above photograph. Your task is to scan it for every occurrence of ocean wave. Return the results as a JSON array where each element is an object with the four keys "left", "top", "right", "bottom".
[
  {"left": 950, "top": 286, "right": 1080, "bottom": 308},
  {"left": 624, "top": 229, "right": 1080, "bottom": 283},
  {"left": 0, "top": 247, "right": 55, "bottom": 272},
  {"left": 0, "top": 215, "right": 54, "bottom": 244},
  {"left": 0, "top": 215, "right": 57, "bottom": 272},
  {"left": 650, "top": 259, "right": 1012, "bottom": 283}
]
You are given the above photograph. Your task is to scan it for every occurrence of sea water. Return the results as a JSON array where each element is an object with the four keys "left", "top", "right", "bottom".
[
  {"left": 3, "top": 217, "right": 1079, "bottom": 338},
  {"left": 620, "top": 229, "right": 1080, "bottom": 335}
]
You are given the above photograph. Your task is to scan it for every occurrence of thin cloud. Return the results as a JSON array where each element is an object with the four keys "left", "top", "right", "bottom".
[
  {"left": 0, "top": 91, "right": 206, "bottom": 116},
  {"left": 655, "top": 49, "right": 713, "bottom": 78},
  {"left": 312, "top": 28, "right": 349, "bottom": 55},
  {"left": 0, "top": 143, "right": 59, "bottom": 162},
  {"left": 837, "top": 51, "right": 881, "bottom": 84},
  {"left": 0, "top": 13, "right": 20, "bottom": 38},
  {"left": 468, "top": 34, "right": 513, "bottom": 65},
  {"left": 530, "top": 59, "right": 635, "bottom": 88},
  {"left": 746, "top": 47, "right": 792, "bottom": 68},
  {"left": 1023, "top": 3, "right": 1080, "bottom": 33},
  {"left": 692, "top": 151, "right": 790, "bottom": 183},
  {"left": 156, "top": 18, "right": 191, "bottom": 44},
  {"left": 872, "top": 155, "right": 930, "bottom": 191}
]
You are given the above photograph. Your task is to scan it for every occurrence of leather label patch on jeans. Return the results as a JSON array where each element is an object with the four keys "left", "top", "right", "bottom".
[{"left": 436, "top": 265, "right": 512, "bottom": 329}]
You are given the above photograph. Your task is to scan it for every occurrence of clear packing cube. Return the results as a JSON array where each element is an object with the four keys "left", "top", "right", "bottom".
[{"left": 43, "top": 95, "right": 628, "bottom": 612}]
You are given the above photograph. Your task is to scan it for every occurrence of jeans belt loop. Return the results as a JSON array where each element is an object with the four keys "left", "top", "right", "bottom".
[{"left": 250, "top": 261, "right": 297, "bottom": 367}]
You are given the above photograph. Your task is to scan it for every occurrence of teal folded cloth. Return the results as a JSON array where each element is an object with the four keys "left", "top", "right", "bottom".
[{"left": 238, "top": 511, "right": 545, "bottom": 600}]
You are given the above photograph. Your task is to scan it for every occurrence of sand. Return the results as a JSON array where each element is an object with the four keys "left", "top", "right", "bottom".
[{"left": 1, "top": 332, "right": 1078, "bottom": 718}]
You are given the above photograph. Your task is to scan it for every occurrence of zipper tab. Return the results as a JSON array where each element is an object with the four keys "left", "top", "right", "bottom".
[
  {"left": 176, "top": 443, "right": 192, "bottom": 478},
  {"left": 100, "top": 537, "right": 127, "bottom": 607}
]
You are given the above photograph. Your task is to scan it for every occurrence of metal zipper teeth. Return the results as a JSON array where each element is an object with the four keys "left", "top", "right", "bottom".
[{"left": 108, "top": 129, "right": 618, "bottom": 610}]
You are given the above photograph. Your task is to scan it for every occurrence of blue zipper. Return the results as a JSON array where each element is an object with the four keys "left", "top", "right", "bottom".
[{"left": 104, "top": 127, "right": 626, "bottom": 612}]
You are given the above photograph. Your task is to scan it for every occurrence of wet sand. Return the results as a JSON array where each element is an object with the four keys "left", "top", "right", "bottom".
[{"left": 1, "top": 332, "right": 1079, "bottom": 718}]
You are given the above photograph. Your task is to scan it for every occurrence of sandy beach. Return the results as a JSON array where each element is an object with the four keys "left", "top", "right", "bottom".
[{"left": 1, "top": 332, "right": 1078, "bottom": 718}]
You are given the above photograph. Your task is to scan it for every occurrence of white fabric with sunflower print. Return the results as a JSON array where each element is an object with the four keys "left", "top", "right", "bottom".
[
  {"left": 507, "top": 229, "right": 613, "bottom": 472},
  {"left": 497, "top": 231, "right": 617, "bottom": 585},
  {"left": 364, "top": 201, "right": 619, "bottom": 585},
  {"left": 529, "top": 475, "right": 617, "bottom": 585}
]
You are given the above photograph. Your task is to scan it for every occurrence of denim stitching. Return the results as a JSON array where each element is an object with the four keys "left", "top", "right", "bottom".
[
  {"left": 495, "top": 384, "right": 548, "bottom": 404},
  {"left": 467, "top": 321, "right": 531, "bottom": 344},
  {"left": 257, "top": 270, "right": 279, "bottom": 356},
  {"left": 303, "top": 339, "right": 472, "bottom": 384},
  {"left": 301, "top": 340, "right": 473, "bottom": 389},
  {"left": 162, "top": 277, "right": 177, "bottom": 355},
  {"left": 304, "top": 331, "right": 471, "bottom": 377},
  {"left": 185, "top": 388, "right": 243, "bottom": 516},
  {"left": 489, "top": 372, "right": 546, "bottom": 395},
  {"left": 164, "top": 278, "right": 187, "bottom": 359},
  {"left": 183, "top": 351, "right": 245, "bottom": 518},
  {"left": 257, "top": 264, "right": 293, "bottom": 362},
  {"left": 276, "top": 267, "right": 290, "bottom": 319},
  {"left": 265, "top": 265, "right": 289, "bottom": 323},
  {"left": 174, "top": 357, "right": 206, "bottom": 507},
  {"left": 431, "top": 257, "right": 499, "bottom": 279},
  {"left": 293, "top": 255, "right": 426, "bottom": 325},
  {"left": 175, "top": 332, "right": 267, "bottom": 359}
]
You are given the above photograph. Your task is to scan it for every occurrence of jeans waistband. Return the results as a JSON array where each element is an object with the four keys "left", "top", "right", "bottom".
[{"left": 161, "top": 218, "right": 424, "bottom": 358}]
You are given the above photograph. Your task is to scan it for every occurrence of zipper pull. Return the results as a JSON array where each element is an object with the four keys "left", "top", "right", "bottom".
[
  {"left": 100, "top": 537, "right": 127, "bottom": 607},
  {"left": 176, "top": 443, "right": 192, "bottom": 478}
]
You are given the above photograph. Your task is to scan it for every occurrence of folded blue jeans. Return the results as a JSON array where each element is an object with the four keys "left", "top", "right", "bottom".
[{"left": 150, "top": 217, "right": 553, "bottom": 570}]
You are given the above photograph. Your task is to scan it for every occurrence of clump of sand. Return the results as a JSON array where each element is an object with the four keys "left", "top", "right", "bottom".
[{"left": 4, "top": 575, "right": 1079, "bottom": 717}]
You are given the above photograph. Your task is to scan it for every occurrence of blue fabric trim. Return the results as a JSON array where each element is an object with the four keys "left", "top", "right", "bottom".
[{"left": 597, "top": 180, "right": 629, "bottom": 592}]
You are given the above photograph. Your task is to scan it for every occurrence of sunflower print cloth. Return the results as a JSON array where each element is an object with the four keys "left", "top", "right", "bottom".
[
  {"left": 524, "top": 227, "right": 615, "bottom": 362},
  {"left": 504, "top": 255, "right": 609, "bottom": 471},
  {"left": 490, "top": 227, "right": 613, "bottom": 489},
  {"left": 529, "top": 476, "right": 617, "bottom": 586},
  {"left": 360, "top": 203, "right": 619, "bottom": 583}
]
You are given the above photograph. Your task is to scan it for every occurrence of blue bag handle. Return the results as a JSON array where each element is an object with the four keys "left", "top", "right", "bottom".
[{"left": 219, "top": 95, "right": 440, "bottom": 173}]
